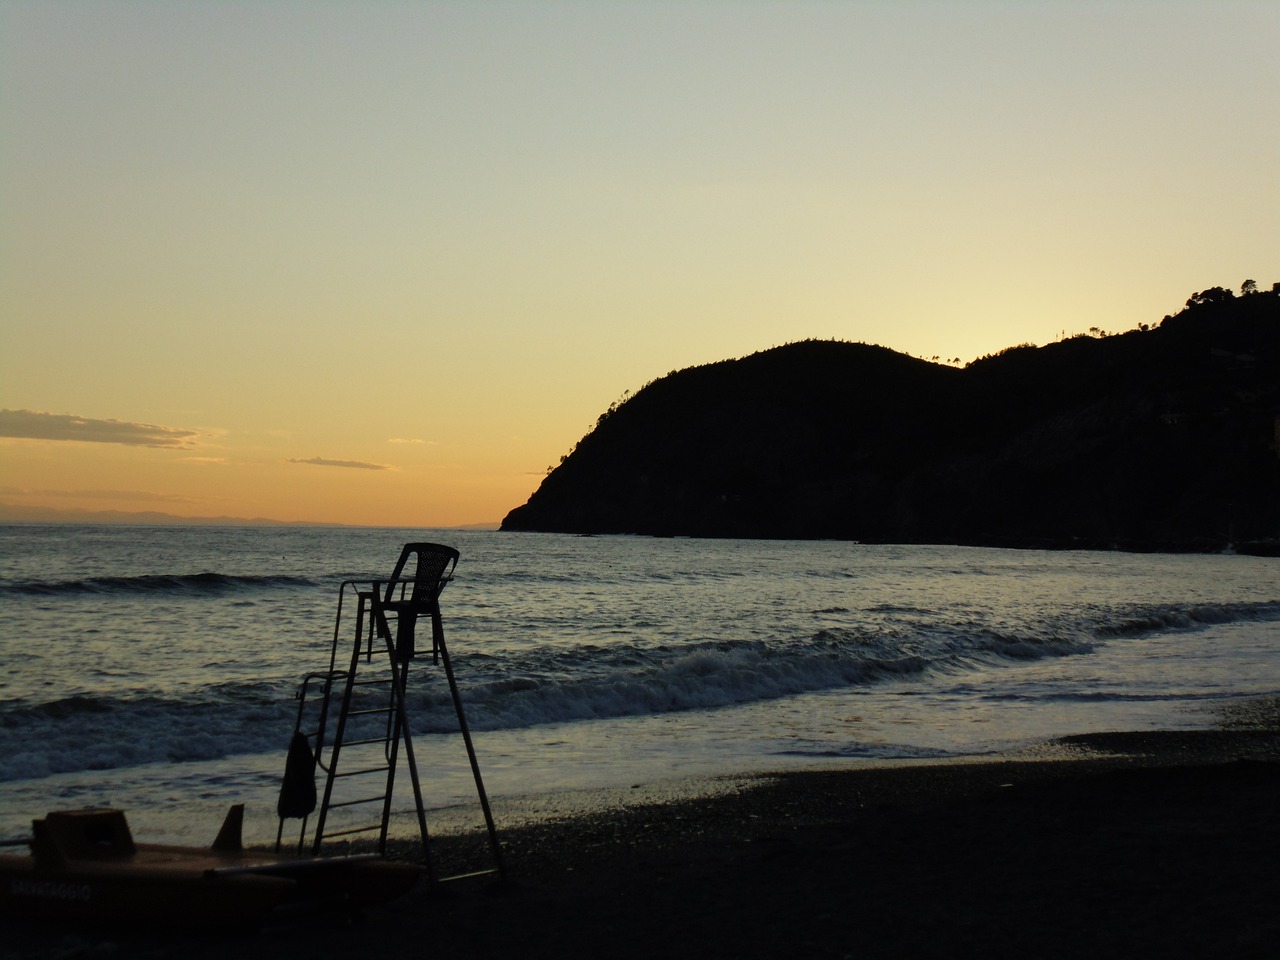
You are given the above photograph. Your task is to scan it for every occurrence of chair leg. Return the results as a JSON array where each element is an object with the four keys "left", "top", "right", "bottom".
[{"left": 433, "top": 609, "right": 505, "bottom": 879}]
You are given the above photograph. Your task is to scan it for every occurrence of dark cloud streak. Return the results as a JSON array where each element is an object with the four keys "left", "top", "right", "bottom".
[
  {"left": 286, "top": 457, "right": 392, "bottom": 471},
  {"left": 0, "top": 409, "right": 198, "bottom": 448}
]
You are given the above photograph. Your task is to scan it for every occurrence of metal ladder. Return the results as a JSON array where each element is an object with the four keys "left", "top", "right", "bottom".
[{"left": 275, "top": 543, "right": 504, "bottom": 884}]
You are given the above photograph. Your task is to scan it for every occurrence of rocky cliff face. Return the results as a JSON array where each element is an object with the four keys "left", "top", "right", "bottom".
[{"left": 502, "top": 292, "right": 1280, "bottom": 551}]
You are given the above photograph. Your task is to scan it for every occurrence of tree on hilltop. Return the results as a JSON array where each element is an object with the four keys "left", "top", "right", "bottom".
[{"left": 1185, "top": 286, "right": 1235, "bottom": 308}]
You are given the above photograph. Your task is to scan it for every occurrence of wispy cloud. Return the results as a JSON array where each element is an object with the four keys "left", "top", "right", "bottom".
[
  {"left": 388, "top": 437, "right": 438, "bottom": 445},
  {"left": 0, "top": 409, "right": 198, "bottom": 448},
  {"left": 286, "top": 457, "right": 392, "bottom": 471}
]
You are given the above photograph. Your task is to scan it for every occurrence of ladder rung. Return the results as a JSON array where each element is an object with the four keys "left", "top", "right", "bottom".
[
  {"left": 344, "top": 707, "right": 394, "bottom": 719},
  {"left": 319, "top": 823, "right": 384, "bottom": 840},
  {"left": 336, "top": 736, "right": 395, "bottom": 748},
  {"left": 333, "top": 763, "right": 391, "bottom": 777},
  {"left": 325, "top": 794, "right": 388, "bottom": 810}
]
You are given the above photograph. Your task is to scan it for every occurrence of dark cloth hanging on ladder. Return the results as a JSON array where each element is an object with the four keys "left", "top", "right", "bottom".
[{"left": 277, "top": 731, "right": 317, "bottom": 819}]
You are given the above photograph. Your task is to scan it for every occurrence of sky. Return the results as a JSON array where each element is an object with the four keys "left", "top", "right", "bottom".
[{"left": 2, "top": 1, "right": 1277, "bottom": 528}]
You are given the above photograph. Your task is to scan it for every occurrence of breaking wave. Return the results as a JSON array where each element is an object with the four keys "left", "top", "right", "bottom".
[
  {"left": 0, "top": 572, "right": 318, "bottom": 597},
  {"left": 8, "top": 594, "right": 1275, "bottom": 782}
]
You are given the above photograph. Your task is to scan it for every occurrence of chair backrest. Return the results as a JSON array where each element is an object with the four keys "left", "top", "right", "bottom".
[{"left": 384, "top": 542, "right": 459, "bottom": 607}]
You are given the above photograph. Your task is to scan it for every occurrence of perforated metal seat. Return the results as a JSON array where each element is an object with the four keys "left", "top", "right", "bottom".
[{"left": 371, "top": 543, "right": 459, "bottom": 662}]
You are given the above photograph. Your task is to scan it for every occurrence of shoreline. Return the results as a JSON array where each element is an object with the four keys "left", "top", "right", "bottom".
[{"left": 6, "top": 700, "right": 1279, "bottom": 959}]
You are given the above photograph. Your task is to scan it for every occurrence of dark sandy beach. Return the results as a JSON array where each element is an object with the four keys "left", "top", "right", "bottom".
[{"left": 6, "top": 698, "right": 1278, "bottom": 960}]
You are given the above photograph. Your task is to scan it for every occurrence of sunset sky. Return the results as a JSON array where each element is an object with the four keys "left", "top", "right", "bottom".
[{"left": 2, "top": 1, "right": 1277, "bottom": 528}]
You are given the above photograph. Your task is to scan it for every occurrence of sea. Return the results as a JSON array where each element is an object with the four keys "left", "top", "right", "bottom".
[{"left": 1, "top": 524, "right": 1277, "bottom": 847}]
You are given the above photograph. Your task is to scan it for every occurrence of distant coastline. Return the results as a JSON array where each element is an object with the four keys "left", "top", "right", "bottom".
[{"left": 0, "top": 505, "right": 501, "bottom": 530}]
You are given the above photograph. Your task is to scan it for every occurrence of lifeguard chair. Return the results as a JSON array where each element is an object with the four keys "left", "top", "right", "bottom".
[{"left": 276, "top": 543, "right": 504, "bottom": 883}]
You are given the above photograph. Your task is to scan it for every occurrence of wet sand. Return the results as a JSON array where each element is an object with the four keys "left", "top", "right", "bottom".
[{"left": 6, "top": 699, "right": 1279, "bottom": 959}]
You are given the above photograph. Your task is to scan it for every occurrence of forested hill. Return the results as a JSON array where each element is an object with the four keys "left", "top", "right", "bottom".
[{"left": 501, "top": 287, "right": 1280, "bottom": 552}]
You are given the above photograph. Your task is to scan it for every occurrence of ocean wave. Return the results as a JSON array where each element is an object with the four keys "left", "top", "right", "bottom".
[
  {"left": 403, "top": 623, "right": 1097, "bottom": 734},
  {"left": 442, "top": 597, "right": 1280, "bottom": 734},
  {"left": 1096, "top": 601, "right": 1280, "bottom": 638},
  {"left": 4, "top": 594, "right": 1277, "bottom": 782},
  {"left": 0, "top": 689, "right": 296, "bottom": 782},
  {"left": 0, "top": 572, "right": 318, "bottom": 597},
  {"left": 0, "top": 695, "right": 115, "bottom": 722},
  {"left": 0, "top": 619, "right": 1097, "bottom": 779}
]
